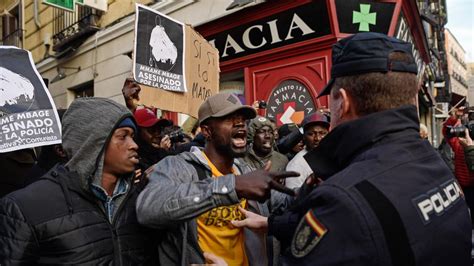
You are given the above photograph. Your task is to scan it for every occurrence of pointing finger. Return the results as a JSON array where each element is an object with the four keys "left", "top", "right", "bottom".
[
  {"left": 270, "top": 180, "right": 296, "bottom": 196},
  {"left": 270, "top": 171, "right": 300, "bottom": 179}
]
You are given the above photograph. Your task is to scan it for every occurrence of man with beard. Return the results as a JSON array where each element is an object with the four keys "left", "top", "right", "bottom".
[
  {"left": 244, "top": 116, "right": 288, "bottom": 172},
  {"left": 136, "top": 92, "right": 298, "bottom": 266},
  {"left": 0, "top": 97, "right": 159, "bottom": 264},
  {"left": 285, "top": 112, "right": 329, "bottom": 189},
  {"left": 232, "top": 33, "right": 471, "bottom": 265}
]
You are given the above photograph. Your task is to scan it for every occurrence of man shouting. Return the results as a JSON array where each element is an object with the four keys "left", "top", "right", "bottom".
[{"left": 137, "top": 92, "right": 297, "bottom": 265}]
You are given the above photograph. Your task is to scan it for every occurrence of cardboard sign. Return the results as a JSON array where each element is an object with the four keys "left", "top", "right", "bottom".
[
  {"left": 133, "top": 4, "right": 219, "bottom": 118},
  {"left": 0, "top": 46, "right": 62, "bottom": 153}
]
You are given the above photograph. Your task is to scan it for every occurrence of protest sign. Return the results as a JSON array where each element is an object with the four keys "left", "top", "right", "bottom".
[
  {"left": 134, "top": 4, "right": 186, "bottom": 93},
  {"left": 133, "top": 4, "right": 220, "bottom": 118},
  {"left": 0, "top": 46, "right": 62, "bottom": 153}
]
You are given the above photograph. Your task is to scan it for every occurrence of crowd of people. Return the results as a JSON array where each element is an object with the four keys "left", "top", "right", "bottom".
[{"left": 0, "top": 32, "right": 472, "bottom": 265}]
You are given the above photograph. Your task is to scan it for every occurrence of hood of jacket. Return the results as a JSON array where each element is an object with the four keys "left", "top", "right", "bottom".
[{"left": 62, "top": 97, "right": 134, "bottom": 188}]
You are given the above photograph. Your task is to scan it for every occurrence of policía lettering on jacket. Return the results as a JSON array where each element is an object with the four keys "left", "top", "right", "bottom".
[{"left": 412, "top": 180, "right": 463, "bottom": 224}]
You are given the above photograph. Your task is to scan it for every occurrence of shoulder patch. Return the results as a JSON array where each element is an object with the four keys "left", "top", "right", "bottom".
[{"left": 291, "top": 210, "right": 328, "bottom": 258}]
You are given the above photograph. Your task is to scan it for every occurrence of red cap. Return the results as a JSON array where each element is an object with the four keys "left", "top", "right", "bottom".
[
  {"left": 134, "top": 108, "right": 172, "bottom": 128},
  {"left": 302, "top": 112, "right": 329, "bottom": 130}
]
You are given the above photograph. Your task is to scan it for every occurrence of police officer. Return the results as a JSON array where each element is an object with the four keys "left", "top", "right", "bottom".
[{"left": 232, "top": 32, "right": 472, "bottom": 265}]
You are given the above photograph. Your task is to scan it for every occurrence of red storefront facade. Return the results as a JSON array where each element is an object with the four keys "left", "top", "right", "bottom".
[{"left": 196, "top": 0, "right": 431, "bottom": 127}]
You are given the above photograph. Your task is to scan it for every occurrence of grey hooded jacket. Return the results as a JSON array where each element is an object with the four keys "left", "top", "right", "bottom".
[
  {"left": 136, "top": 147, "right": 270, "bottom": 265},
  {"left": 0, "top": 97, "right": 159, "bottom": 265}
]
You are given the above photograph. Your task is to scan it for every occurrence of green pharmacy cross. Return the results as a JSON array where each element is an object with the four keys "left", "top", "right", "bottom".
[{"left": 353, "top": 4, "right": 377, "bottom": 32}]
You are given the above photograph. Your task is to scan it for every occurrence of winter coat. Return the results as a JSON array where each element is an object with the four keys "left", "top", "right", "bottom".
[
  {"left": 0, "top": 165, "right": 159, "bottom": 265},
  {"left": 443, "top": 116, "right": 474, "bottom": 187},
  {"left": 243, "top": 145, "right": 288, "bottom": 172},
  {"left": 136, "top": 147, "right": 269, "bottom": 266},
  {"left": 272, "top": 106, "right": 471, "bottom": 265},
  {"left": 0, "top": 97, "right": 160, "bottom": 265},
  {"left": 0, "top": 149, "right": 36, "bottom": 197}
]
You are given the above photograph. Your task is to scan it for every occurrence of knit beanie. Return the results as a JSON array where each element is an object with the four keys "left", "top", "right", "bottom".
[{"left": 247, "top": 116, "right": 275, "bottom": 143}]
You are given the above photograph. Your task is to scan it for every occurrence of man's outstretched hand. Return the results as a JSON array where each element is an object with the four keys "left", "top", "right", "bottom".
[
  {"left": 235, "top": 161, "right": 298, "bottom": 202},
  {"left": 231, "top": 206, "right": 268, "bottom": 231}
]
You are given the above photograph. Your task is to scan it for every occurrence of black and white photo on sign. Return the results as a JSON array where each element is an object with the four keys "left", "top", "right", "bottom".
[
  {"left": 133, "top": 4, "right": 187, "bottom": 92},
  {"left": 0, "top": 46, "right": 61, "bottom": 153}
]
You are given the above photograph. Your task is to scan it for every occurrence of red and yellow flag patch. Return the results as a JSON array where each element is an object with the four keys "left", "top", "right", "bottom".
[
  {"left": 305, "top": 211, "right": 327, "bottom": 237},
  {"left": 291, "top": 210, "right": 328, "bottom": 258}
]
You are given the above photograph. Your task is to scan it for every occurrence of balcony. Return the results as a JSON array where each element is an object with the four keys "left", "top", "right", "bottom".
[{"left": 52, "top": 6, "right": 100, "bottom": 57}]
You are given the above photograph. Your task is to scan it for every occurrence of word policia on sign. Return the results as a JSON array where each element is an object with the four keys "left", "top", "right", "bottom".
[
  {"left": 133, "top": 5, "right": 187, "bottom": 93},
  {"left": 0, "top": 47, "right": 62, "bottom": 153}
]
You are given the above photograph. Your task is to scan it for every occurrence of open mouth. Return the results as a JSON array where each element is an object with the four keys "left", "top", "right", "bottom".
[
  {"left": 129, "top": 154, "right": 139, "bottom": 164},
  {"left": 262, "top": 140, "right": 272, "bottom": 149},
  {"left": 232, "top": 130, "right": 247, "bottom": 148}
]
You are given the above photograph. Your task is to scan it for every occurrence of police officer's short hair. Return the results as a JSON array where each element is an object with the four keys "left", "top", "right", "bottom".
[{"left": 331, "top": 52, "right": 417, "bottom": 116}]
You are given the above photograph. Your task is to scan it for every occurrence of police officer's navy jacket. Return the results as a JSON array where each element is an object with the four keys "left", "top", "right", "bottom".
[{"left": 270, "top": 105, "right": 472, "bottom": 266}]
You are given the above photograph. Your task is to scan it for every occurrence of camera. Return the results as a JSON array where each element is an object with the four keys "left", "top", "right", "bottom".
[
  {"left": 168, "top": 129, "right": 186, "bottom": 143},
  {"left": 258, "top": 101, "right": 267, "bottom": 109},
  {"left": 446, "top": 122, "right": 474, "bottom": 139}
]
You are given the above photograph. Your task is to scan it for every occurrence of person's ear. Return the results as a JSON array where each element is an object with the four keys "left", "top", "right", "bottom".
[
  {"left": 339, "top": 88, "right": 353, "bottom": 119},
  {"left": 200, "top": 124, "right": 212, "bottom": 141}
]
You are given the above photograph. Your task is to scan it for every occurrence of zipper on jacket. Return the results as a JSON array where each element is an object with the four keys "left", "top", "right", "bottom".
[
  {"left": 111, "top": 184, "right": 137, "bottom": 265},
  {"left": 79, "top": 180, "right": 136, "bottom": 265}
]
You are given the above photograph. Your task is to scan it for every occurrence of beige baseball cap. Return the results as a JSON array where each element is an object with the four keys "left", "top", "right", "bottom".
[{"left": 198, "top": 92, "right": 257, "bottom": 124}]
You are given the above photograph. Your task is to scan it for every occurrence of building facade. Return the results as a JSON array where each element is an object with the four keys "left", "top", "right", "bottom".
[
  {"left": 468, "top": 63, "right": 474, "bottom": 104},
  {"left": 444, "top": 28, "right": 469, "bottom": 107}
]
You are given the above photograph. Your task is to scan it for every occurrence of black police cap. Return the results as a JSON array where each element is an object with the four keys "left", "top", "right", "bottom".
[{"left": 318, "top": 32, "right": 418, "bottom": 98}]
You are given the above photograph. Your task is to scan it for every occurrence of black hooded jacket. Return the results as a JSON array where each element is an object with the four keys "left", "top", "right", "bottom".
[
  {"left": 0, "top": 98, "right": 159, "bottom": 265},
  {"left": 271, "top": 106, "right": 471, "bottom": 265},
  {"left": 0, "top": 165, "right": 159, "bottom": 265}
]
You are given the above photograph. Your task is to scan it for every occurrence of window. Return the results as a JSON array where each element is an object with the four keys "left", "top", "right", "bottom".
[
  {"left": 70, "top": 81, "right": 94, "bottom": 98},
  {"left": 0, "top": 3, "right": 22, "bottom": 47}
]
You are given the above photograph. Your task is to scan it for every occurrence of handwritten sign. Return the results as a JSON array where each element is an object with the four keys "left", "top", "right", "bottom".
[{"left": 137, "top": 23, "right": 220, "bottom": 118}]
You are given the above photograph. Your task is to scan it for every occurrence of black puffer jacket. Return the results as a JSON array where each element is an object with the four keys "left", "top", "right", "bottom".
[
  {"left": 0, "top": 98, "right": 160, "bottom": 265},
  {"left": 0, "top": 165, "right": 159, "bottom": 265}
]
